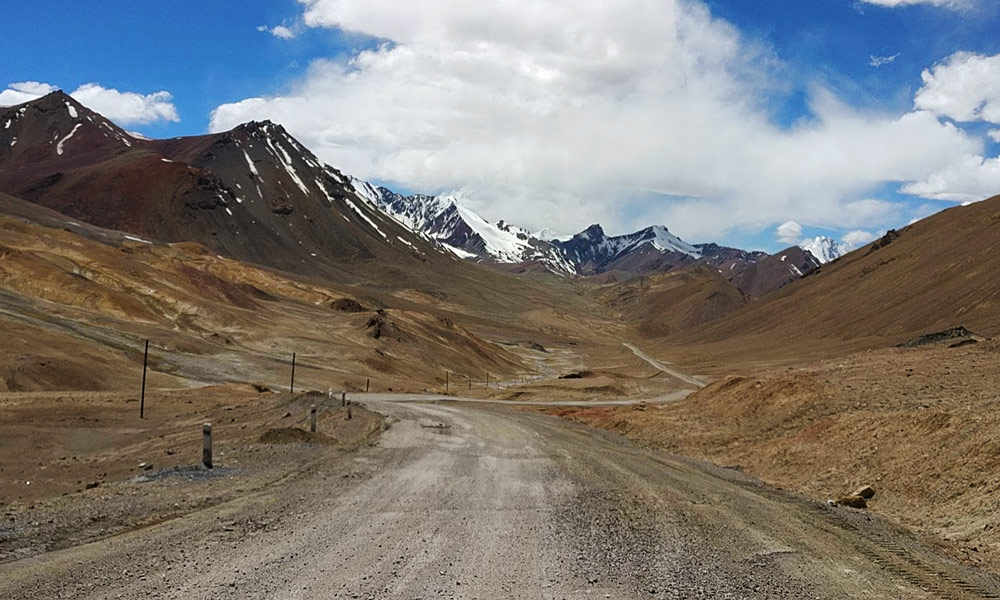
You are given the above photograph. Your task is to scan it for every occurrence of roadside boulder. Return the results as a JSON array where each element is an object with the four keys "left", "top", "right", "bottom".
[
  {"left": 835, "top": 495, "right": 868, "bottom": 509},
  {"left": 853, "top": 485, "right": 876, "bottom": 500}
]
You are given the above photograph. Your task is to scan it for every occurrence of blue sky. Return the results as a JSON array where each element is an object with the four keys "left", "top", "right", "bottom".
[{"left": 3, "top": 0, "right": 1000, "bottom": 252}]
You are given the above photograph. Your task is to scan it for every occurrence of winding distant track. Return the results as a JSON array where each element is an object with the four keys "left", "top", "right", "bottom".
[
  {"left": 624, "top": 342, "right": 707, "bottom": 388},
  {"left": 361, "top": 391, "right": 693, "bottom": 406},
  {"left": 4, "top": 397, "right": 998, "bottom": 599}
]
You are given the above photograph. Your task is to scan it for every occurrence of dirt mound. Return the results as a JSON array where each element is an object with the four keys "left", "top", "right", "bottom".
[
  {"left": 365, "top": 311, "right": 404, "bottom": 341},
  {"left": 259, "top": 427, "right": 336, "bottom": 445},
  {"left": 898, "top": 326, "right": 976, "bottom": 348},
  {"left": 331, "top": 298, "right": 367, "bottom": 312}
]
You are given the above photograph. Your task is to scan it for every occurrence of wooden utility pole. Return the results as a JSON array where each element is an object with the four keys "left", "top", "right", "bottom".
[
  {"left": 366, "top": 378, "right": 370, "bottom": 392},
  {"left": 140, "top": 340, "right": 149, "bottom": 419},
  {"left": 310, "top": 405, "right": 317, "bottom": 433},
  {"left": 289, "top": 352, "right": 297, "bottom": 395},
  {"left": 445, "top": 371, "right": 449, "bottom": 394}
]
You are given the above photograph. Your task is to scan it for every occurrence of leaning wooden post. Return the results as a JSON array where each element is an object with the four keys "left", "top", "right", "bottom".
[
  {"left": 289, "top": 352, "right": 296, "bottom": 395},
  {"left": 446, "top": 371, "right": 449, "bottom": 394},
  {"left": 346, "top": 404, "right": 352, "bottom": 420},
  {"left": 310, "top": 405, "right": 317, "bottom": 433},
  {"left": 140, "top": 339, "right": 149, "bottom": 419},
  {"left": 366, "top": 378, "right": 370, "bottom": 392},
  {"left": 341, "top": 391, "right": 346, "bottom": 407},
  {"left": 202, "top": 423, "right": 213, "bottom": 469},
  {"left": 486, "top": 372, "right": 490, "bottom": 389}
]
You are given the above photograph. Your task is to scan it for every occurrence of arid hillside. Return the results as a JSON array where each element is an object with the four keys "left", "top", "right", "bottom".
[
  {"left": 639, "top": 195, "right": 1000, "bottom": 370},
  {"left": 0, "top": 207, "right": 567, "bottom": 392}
]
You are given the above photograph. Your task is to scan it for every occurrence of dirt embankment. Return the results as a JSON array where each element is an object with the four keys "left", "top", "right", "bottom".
[
  {"left": 547, "top": 339, "right": 1000, "bottom": 573},
  {"left": 0, "top": 386, "right": 386, "bottom": 562}
]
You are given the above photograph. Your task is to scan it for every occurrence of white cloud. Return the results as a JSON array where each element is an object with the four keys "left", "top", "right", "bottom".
[
  {"left": 915, "top": 52, "right": 1000, "bottom": 124},
  {"left": 70, "top": 84, "right": 179, "bottom": 125},
  {"left": 901, "top": 154, "right": 1000, "bottom": 202},
  {"left": 210, "top": 0, "right": 983, "bottom": 239},
  {"left": 841, "top": 229, "right": 878, "bottom": 249},
  {"left": 258, "top": 24, "right": 296, "bottom": 39},
  {"left": 869, "top": 53, "right": 901, "bottom": 67},
  {"left": 989, "top": 129, "right": 1000, "bottom": 143},
  {"left": 0, "top": 81, "right": 179, "bottom": 126},
  {"left": 0, "top": 81, "right": 57, "bottom": 106},
  {"left": 775, "top": 220, "right": 803, "bottom": 245}
]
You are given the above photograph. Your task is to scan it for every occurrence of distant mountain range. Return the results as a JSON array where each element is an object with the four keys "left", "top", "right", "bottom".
[
  {"left": 1, "top": 91, "right": 825, "bottom": 296},
  {"left": 354, "top": 184, "right": 823, "bottom": 295}
]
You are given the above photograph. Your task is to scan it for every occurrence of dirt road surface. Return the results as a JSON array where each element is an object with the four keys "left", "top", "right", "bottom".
[
  {"left": 623, "top": 343, "right": 706, "bottom": 388},
  {"left": 4, "top": 396, "right": 998, "bottom": 599}
]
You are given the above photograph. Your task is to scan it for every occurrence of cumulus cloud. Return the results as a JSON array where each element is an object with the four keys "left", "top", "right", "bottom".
[
  {"left": 775, "top": 221, "right": 803, "bottom": 245},
  {"left": 258, "top": 24, "right": 296, "bottom": 39},
  {"left": 70, "top": 84, "right": 179, "bottom": 125},
  {"left": 915, "top": 52, "right": 1000, "bottom": 124},
  {"left": 210, "top": 0, "right": 982, "bottom": 239},
  {"left": 0, "top": 81, "right": 179, "bottom": 125},
  {"left": 0, "top": 81, "right": 58, "bottom": 105},
  {"left": 989, "top": 129, "right": 1000, "bottom": 143},
  {"left": 901, "top": 154, "right": 1000, "bottom": 202}
]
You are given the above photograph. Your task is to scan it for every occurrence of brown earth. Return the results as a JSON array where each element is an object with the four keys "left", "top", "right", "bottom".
[
  {"left": 644, "top": 195, "right": 1000, "bottom": 369},
  {"left": 0, "top": 384, "right": 385, "bottom": 561},
  {"left": 542, "top": 339, "right": 1000, "bottom": 573}
]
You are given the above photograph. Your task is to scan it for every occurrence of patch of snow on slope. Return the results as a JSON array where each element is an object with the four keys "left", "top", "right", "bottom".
[
  {"left": 350, "top": 177, "right": 382, "bottom": 206},
  {"left": 344, "top": 198, "right": 387, "bottom": 240},
  {"left": 265, "top": 136, "right": 310, "bottom": 195},
  {"left": 453, "top": 204, "right": 533, "bottom": 262},
  {"left": 242, "top": 150, "right": 259, "bottom": 176},
  {"left": 441, "top": 243, "right": 477, "bottom": 259},
  {"left": 55, "top": 123, "right": 82, "bottom": 155},
  {"left": 533, "top": 227, "right": 572, "bottom": 242},
  {"left": 66, "top": 102, "right": 77, "bottom": 118}
]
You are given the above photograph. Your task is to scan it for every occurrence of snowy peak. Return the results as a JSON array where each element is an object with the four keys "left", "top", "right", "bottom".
[
  {"left": 352, "top": 182, "right": 719, "bottom": 276},
  {"left": 801, "top": 236, "right": 843, "bottom": 264},
  {"left": 629, "top": 225, "right": 701, "bottom": 257},
  {"left": 355, "top": 183, "right": 574, "bottom": 272}
]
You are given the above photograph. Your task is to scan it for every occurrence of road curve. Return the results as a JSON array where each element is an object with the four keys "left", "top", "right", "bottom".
[
  {"left": 624, "top": 343, "right": 706, "bottom": 388},
  {"left": 3, "top": 398, "right": 997, "bottom": 599}
]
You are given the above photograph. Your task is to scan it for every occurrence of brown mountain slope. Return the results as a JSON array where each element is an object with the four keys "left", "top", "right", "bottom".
[
  {"left": 596, "top": 266, "right": 748, "bottom": 338},
  {"left": 0, "top": 212, "right": 531, "bottom": 392},
  {"left": 655, "top": 195, "right": 1000, "bottom": 367},
  {"left": 0, "top": 92, "right": 443, "bottom": 285},
  {"left": 0, "top": 93, "right": 614, "bottom": 340}
]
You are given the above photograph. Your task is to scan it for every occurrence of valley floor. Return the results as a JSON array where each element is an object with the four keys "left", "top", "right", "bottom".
[{"left": 5, "top": 397, "right": 999, "bottom": 599}]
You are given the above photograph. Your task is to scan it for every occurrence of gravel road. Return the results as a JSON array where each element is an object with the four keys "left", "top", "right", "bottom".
[
  {"left": 623, "top": 343, "right": 706, "bottom": 388},
  {"left": 3, "top": 396, "right": 998, "bottom": 599}
]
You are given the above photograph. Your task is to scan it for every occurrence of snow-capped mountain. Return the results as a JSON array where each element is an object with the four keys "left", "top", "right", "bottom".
[
  {"left": 554, "top": 224, "right": 701, "bottom": 275},
  {"left": 350, "top": 183, "right": 819, "bottom": 294},
  {"left": 352, "top": 182, "right": 574, "bottom": 272},
  {"left": 801, "top": 236, "right": 843, "bottom": 264}
]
